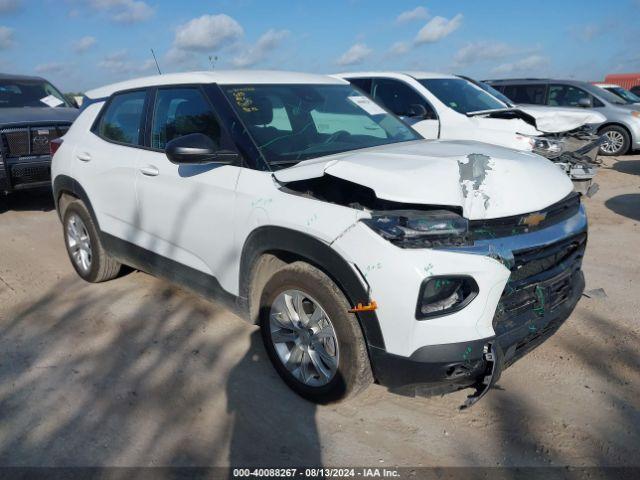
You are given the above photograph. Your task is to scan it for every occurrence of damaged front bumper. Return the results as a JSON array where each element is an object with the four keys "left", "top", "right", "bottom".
[
  {"left": 365, "top": 203, "right": 588, "bottom": 405},
  {"left": 534, "top": 124, "right": 604, "bottom": 197}
]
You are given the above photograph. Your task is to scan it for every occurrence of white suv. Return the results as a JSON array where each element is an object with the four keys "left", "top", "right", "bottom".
[{"left": 51, "top": 71, "right": 587, "bottom": 406}]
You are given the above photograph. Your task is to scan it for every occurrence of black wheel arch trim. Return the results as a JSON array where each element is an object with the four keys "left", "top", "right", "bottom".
[
  {"left": 239, "top": 225, "right": 386, "bottom": 350},
  {"left": 53, "top": 175, "right": 100, "bottom": 228}
]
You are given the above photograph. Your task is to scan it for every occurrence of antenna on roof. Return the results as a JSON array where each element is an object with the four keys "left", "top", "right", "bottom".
[
  {"left": 151, "top": 48, "right": 162, "bottom": 75},
  {"left": 209, "top": 55, "right": 218, "bottom": 71}
]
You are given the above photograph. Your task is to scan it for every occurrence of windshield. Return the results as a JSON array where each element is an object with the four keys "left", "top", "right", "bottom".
[
  {"left": 0, "top": 80, "right": 72, "bottom": 109},
  {"left": 605, "top": 86, "right": 640, "bottom": 104},
  {"left": 222, "top": 84, "right": 420, "bottom": 168},
  {"left": 419, "top": 78, "right": 507, "bottom": 114}
]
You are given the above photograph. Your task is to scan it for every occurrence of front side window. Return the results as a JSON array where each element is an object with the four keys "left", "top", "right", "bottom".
[
  {"left": 418, "top": 78, "right": 506, "bottom": 114},
  {"left": 547, "top": 85, "right": 592, "bottom": 107},
  {"left": 371, "top": 79, "right": 435, "bottom": 118},
  {"left": 151, "top": 88, "right": 222, "bottom": 150},
  {"left": 222, "top": 84, "right": 420, "bottom": 168},
  {"left": 348, "top": 78, "right": 372, "bottom": 94},
  {"left": 502, "top": 84, "right": 547, "bottom": 105},
  {"left": 0, "top": 79, "right": 72, "bottom": 108},
  {"left": 98, "top": 91, "right": 146, "bottom": 145}
]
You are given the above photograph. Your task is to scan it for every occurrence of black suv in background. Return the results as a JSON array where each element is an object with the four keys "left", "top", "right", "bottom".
[{"left": 0, "top": 74, "right": 78, "bottom": 195}]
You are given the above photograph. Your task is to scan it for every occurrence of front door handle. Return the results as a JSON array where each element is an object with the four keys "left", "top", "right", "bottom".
[
  {"left": 140, "top": 165, "right": 159, "bottom": 177},
  {"left": 76, "top": 152, "right": 92, "bottom": 162}
]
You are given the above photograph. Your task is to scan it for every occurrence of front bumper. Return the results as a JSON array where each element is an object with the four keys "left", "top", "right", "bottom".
[
  {"left": 370, "top": 269, "right": 584, "bottom": 395},
  {"left": 0, "top": 156, "right": 52, "bottom": 193}
]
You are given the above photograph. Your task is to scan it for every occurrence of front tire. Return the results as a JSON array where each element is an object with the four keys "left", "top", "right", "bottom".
[
  {"left": 259, "top": 261, "right": 373, "bottom": 403},
  {"left": 599, "top": 125, "right": 630, "bottom": 156},
  {"left": 63, "top": 200, "right": 122, "bottom": 283}
]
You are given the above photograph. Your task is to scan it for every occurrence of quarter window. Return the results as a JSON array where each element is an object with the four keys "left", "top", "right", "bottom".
[
  {"left": 151, "top": 88, "right": 222, "bottom": 150},
  {"left": 547, "top": 85, "right": 592, "bottom": 107},
  {"left": 98, "top": 91, "right": 146, "bottom": 145}
]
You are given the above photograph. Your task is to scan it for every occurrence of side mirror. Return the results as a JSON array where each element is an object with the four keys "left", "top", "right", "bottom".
[
  {"left": 577, "top": 97, "right": 592, "bottom": 108},
  {"left": 407, "top": 103, "right": 428, "bottom": 118},
  {"left": 165, "top": 133, "right": 238, "bottom": 165}
]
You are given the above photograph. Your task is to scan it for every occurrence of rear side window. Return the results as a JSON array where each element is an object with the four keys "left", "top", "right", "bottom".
[
  {"left": 98, "top": 90, "right": 146, "bottom": 145},
  {"left": 151, "top": 87, "right": 222, "bottom": 150},
  {"left": 502, "top": 84, "right": 546, "bottom": 105}
]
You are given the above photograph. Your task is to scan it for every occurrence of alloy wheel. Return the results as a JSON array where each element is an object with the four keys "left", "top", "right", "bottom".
[
  {"left": 601, "top": 131, "right": 625, "bottom": 154},
  {"left": 269, "top": 289, "right": 339, "bottom": 387},
  {"left": 66, "top": 213, "right": 92, "bottom": 273}
]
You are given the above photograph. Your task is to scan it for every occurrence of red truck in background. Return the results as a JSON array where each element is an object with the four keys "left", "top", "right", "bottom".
[{"left": 605, "top": 73, "right": 640, "bottom": 96}]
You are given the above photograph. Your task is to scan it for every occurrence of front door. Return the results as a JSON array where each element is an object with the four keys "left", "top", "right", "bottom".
[{"left": 135, "top": 86, "right": 241, "bottom": 281}]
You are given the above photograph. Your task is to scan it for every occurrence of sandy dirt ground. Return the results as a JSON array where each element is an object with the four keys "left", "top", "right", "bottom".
[{"left": 0, "top": 155, "right": 638, "bottom": 469}]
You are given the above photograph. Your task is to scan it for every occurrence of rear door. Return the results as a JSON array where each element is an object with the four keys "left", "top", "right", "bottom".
[
  {"left": 134, "top": 85, "right": 241, "bottom": 278},
  {"left": 369, "top": 78, "right": 439, "bottom": 139},
  {"left": 72, "top": 89, "right": 147, "bottom": 241}
]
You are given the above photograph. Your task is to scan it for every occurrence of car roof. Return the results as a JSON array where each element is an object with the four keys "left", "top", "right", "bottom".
[
  {"left": 594, "top": 83, "right": 620, "bottom": 88},
  {"left": 485, "top": 78, "right": 591, "bottom": 86},
  {"left": 85, "top": 70, "right": 348, "bottom": 100},
  {"left": 0, "top": 72, "right": 48, "bottom": 82},
  {"left": 337, "top": 71, "right": 457, "bottom": 80}
]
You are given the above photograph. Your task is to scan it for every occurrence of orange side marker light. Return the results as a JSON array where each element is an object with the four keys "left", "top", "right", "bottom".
[{"left": 349, "top": 301, "right": 378, "bottom": 313}]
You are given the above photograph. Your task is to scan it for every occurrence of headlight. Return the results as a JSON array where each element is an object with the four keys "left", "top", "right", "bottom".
[
  {"left": 416, "top": 276, "right": 478, "bottom": 319},
  {"left": 516, "top": 134, "right": 565, "bottom": 159},
  {"left": 361, "top": 210, "right": 471, "bottom": 248}
]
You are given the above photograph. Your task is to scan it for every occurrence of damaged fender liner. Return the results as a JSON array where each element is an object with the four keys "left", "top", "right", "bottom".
[{"left": 368, "top": 270, "right": 584, "bottom": 401}]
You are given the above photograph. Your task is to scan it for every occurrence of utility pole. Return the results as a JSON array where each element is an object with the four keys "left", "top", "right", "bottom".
[{"left": 209, "top": 55, "right": 218, "bottom": 70}]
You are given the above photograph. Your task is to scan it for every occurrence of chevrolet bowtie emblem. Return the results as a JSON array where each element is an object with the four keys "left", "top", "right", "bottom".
[{"left": 520, "top": 212, "right": 547, "bottom": 227}]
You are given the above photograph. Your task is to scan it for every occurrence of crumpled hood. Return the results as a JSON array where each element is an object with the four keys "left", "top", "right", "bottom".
[
  {"left": 274, "top": 140, "right": 573, "bottom": 220},
  {"left": 516, "top": 105, "right": 606, "bottom": 133},
  {"left": 0, "top": 107, "right": 79, "bottom": 126}
]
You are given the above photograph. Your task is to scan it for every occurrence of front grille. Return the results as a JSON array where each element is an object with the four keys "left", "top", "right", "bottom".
[
  {"left": 493, "top": 233, "right": 586, "bottom": 335},
  {"left": 510, "top": 233, "right": 587, "bottom": 283},
  {"left": 0, "top": 125, "right": 70, "bottom": 158},
  {"left": 470, "top": 193, "right": 581, "bottom": 240},
  {"left": 11, "top": 163, "right": 51, "bottom": 186}
]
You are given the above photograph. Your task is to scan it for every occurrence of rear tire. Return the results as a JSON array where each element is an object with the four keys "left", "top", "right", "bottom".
[
  {"left": 599, "top": 125, "right": 630, "bottom": 156},
  {"left": 259, "top": 261, "right": 373, "bottom": 403},
  {"left": 63, "top": 200, "right": 121, "bottom": 283}
]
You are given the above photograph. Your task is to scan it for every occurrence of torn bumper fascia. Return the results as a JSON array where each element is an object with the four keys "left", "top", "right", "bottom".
[{"left": 533, "top": 125, "right": 604, "bottom": 193}]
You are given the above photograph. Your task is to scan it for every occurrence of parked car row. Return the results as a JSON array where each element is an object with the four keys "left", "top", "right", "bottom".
[{"left": 49, "top": 71, "right": 589, "bottom": 406}]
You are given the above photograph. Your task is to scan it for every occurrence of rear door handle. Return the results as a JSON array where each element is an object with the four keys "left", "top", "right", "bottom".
[
  {"left": 140, "top": 165, "right": 159, "bottom": 177},
  {"left": 76, "top": 152, "right": 92, "bottom": 162}
]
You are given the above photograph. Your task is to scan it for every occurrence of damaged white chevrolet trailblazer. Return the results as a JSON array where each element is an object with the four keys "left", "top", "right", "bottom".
[{"left": 51, "top": 71, "right": 587, "bottom": 407}]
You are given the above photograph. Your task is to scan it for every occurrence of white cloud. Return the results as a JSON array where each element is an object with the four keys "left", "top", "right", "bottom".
[
  {"left": 174, "top": 14, "right": 243, "bottom": 52},
  {"left": 453, "top": 41, "right": 512, "bottom": 66},
  {"left": 491, "top": 54, "right": 549, "bottom": 75},
  {"left": 388, "top": 41, "right": 410, "bottom": 55},
  {"left": 73, "top": 36, "right": 97, "bottom": 53},
  {"left": 396, "top": 6, "right": 429, "bottom": 24},
  {"left": 232, "top": 29, "right": 289, "bottom": 68},
  {"left": 89, "top": 0, "right": 153, "bottom": 23},
  {"left": 35, "top": 62, "right": 69, "bottom": 74},
  {"left": 0, "top": 0, "right": 20, "bottom": 14},
  {"left": 336, "top": 43, "right": 372, "bottom": 66},
  {"left": 98, "top": 50, "right": 156, "bottom": 75},
  {"left": 0, "top": 25, "right": 13, "bottom": 49},
  {"left": 415, "top": 14, "right": 463, "bottom": 44}
]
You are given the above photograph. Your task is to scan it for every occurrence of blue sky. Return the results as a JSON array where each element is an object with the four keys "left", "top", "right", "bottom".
[{"left": 0, "top": 0, "right": 638, "bottom": 92}]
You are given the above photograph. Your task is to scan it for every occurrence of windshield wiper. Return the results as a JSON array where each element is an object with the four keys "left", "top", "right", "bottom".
[{"left": 465, "top": 107, "right": 515, "bottom": 116}]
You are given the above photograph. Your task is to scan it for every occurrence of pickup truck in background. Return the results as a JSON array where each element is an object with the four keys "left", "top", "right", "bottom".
[{"left": 0, "top": 73, "right": 78, "bottom": 196}]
